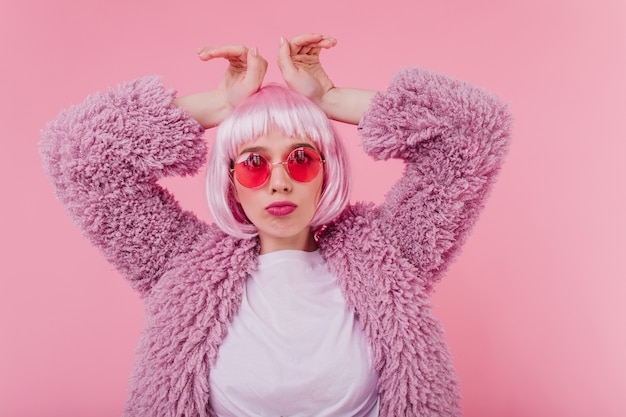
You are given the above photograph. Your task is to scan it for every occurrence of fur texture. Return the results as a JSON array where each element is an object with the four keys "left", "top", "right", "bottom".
[{"left": 40, "top": 68, "right": 511, "bottom": 416}]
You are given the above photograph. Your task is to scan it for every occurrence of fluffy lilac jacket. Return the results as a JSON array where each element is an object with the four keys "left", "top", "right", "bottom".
[{"left": 41, "top": 67, "right": 511, "bottom": 416}]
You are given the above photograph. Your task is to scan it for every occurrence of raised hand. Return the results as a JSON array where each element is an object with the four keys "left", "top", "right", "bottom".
[
  {"left": 198, "top": 44, "right": 268, "bottom": 110},
  {"left": 277, "top": 33, "right": 337, "bottom": 105},
  {"left": 277, "top": 34, "right": 375, "bottom": 125},
  {"left": 174, "top": 44, "right": 268, "bottom": 128}
]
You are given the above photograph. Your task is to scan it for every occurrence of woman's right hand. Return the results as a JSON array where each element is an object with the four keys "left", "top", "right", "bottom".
[{"left": 174, "top": 44, "right": 268, "bottom": 128}]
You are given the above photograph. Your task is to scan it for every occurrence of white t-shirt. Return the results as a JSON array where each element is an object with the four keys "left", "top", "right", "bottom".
[{"left": 209, "top": 249, "right": 379, "bottom": 416}]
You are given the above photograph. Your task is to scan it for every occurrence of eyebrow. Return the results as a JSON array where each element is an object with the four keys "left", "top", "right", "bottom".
[{"left": 238, "top": 142, "right": 317, "bottom": 155}]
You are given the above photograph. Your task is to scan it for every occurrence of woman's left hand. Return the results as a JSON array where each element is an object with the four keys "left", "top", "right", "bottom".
[
  {"left": 277, "top": 34, "right": 375, "bottom": 125},
  {"left": 277, "top": 33, "right": 337, "bottom": 105}
]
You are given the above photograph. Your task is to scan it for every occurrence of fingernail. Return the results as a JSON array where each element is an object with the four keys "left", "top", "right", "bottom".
[
  {"left": 279, "top": 36, "right": 284, "bottom": 46},
  {"left": 250, "top": 47, "right": 258, "bottom": 56}
]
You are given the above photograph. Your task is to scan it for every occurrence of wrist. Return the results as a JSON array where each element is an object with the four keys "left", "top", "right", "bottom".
[
  {"left": 319, "top": 87, "right": 376, "bottom": 125},
  {"left": 317, "top": 87, "right": 339, "bottom": 117}
]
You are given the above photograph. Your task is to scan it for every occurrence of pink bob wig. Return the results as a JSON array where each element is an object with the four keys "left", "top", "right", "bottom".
[{"left": 206, "top": 84, "right": 351, "bottom": 239}]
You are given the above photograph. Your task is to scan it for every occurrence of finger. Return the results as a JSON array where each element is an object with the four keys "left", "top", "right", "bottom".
[
  {"left": 314, "top": 37, "right": 337, "bottom": 49},
  {"left": 288, "top": 33, "right": 322, "bottom": 55},
  {"left": 299, "top": 38, "right": 337, "bottom": 51},
  {"left": 277, "top": 36, "right": 297, "bottom": 78},
  {"left": 289, "top": 34, "right": 336, "bottom": 54},
  {"left": 197, "top": 44, "right": 248, "bottom": 61},
  {"left": 243, "top": 47, "right": 268, "bottom": 91}
]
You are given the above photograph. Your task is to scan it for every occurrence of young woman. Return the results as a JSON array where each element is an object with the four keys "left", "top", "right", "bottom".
[{"left": 41, "top": 34, "right": 512, "bottom": 416}]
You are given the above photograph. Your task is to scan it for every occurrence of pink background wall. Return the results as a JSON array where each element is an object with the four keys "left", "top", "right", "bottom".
[{"left": 1, "top": 0, "right": 625, "bottom": 416}]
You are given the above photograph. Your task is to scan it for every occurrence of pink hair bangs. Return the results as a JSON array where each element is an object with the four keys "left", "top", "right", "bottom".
[{"left": 206, "top": 84, "right": 351, "bottom": 239}]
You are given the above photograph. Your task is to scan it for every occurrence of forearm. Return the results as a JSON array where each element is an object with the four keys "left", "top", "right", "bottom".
[
  {"left": 173, "top": 90, "right": 231, "bottom": 129},
  {"left": 319, "top": 87, "right": 376, "bottom": 125}
]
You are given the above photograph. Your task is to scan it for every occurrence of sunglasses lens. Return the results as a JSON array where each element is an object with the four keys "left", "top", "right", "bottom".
[
  {"left": 287, "top": 148, "right": 322, "bottom": 182},
  {"left": 234, "top": 153, "right": 269, "bottom": 188}
]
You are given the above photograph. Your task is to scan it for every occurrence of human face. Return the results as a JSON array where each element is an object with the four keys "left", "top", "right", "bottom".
[{"left": 233, "top": 131, "right": 324, "bottom": 254}]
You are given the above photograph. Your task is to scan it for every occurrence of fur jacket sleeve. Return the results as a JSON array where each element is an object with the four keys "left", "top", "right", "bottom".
[
  {"left": 40, "top": 76, "right": 214, "bottom": 295},
  {"left": 357, "top": 67, "right": 511, "bottom": 293}
]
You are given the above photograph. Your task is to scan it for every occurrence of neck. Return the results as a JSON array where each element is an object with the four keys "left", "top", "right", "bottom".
[{"left": 258, "top": 229, "right": 318, "bottom": 255}]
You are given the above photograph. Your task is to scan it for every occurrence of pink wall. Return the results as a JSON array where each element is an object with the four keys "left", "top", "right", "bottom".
[{"left": 1, "top": 0, "right": 625, "bottom": 416}]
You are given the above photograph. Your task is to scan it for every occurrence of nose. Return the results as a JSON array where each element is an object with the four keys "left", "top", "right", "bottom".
[{"left": 268, "top": 162, "right": 292, "bottom": 193}]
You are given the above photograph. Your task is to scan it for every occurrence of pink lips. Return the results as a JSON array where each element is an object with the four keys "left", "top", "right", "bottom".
[{"left": 266, "top": 201, "right": 297, "bottom": 216}]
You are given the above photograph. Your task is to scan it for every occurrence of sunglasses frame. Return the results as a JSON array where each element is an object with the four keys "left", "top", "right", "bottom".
[{"left": 230, "top": 146, "right": 325, "bottom": 189}]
